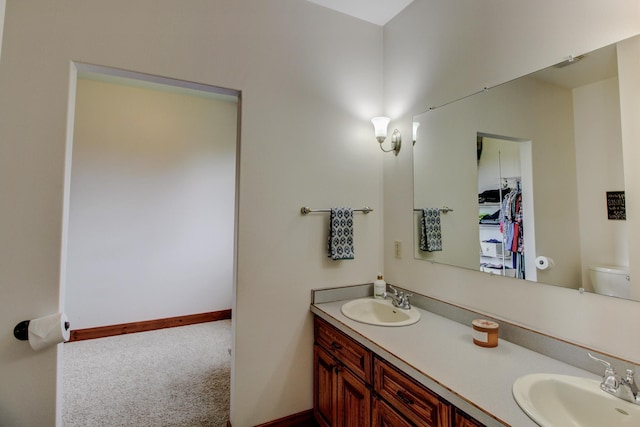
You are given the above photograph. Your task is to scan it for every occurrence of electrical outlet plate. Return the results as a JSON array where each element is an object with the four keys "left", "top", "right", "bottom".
[{"left": 394, "top": 240, "right": 402, "bottom": 258}]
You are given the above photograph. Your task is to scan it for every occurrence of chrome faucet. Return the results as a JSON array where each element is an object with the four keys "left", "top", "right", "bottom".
[
  {"left": 588, "top": 353, "right": 640, "bottom": 405},
  {"left": 384, "top": 285, "right": 413, "bottom": 310}
]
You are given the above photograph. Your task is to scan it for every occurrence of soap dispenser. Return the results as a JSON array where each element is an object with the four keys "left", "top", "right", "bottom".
[{"left": 374, "top": 273, "right": 386, "bottom": 299}]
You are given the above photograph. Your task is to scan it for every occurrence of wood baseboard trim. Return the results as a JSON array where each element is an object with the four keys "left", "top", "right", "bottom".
[
  {"left": 254, "top": 409, "right": 315, "bottom": 427},
  {"left": 69, "top": 309, "right": 231, "bottom": 342}
]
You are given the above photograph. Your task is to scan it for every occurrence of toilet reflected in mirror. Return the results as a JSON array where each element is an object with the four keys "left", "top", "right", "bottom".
[{"left": 588, "top": 265, "right": 631, "bottom": 299}]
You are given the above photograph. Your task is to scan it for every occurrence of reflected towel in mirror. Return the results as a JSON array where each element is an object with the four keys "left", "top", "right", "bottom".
[{"left": 420, "top": 208, "right": 442, "bottom": 252}]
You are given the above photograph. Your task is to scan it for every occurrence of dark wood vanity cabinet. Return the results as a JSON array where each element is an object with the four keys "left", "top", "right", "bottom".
[
  {"left": 314, "top": 316, "right": 485, "bottom": 427},
  {"left": 314, "top": 317, "right": 372, "bottom": 427}
]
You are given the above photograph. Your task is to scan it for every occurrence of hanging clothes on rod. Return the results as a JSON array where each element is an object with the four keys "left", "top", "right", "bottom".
[{"left": 500, "top": 178, "right": 525, "bottom": 279}]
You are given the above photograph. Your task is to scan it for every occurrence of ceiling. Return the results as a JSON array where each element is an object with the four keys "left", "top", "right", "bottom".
[
  {"left": 307, "top": 0, "right": 414, "bottom": 26},
  {"left": 531, "top": 43, "right": 618, "bottom": 89}
]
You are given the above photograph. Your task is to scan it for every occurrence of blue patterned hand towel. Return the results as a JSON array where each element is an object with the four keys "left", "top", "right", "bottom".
[
  {"left": 328, "top": 207, "right": 354, "bottom": 260},
  {"left": 420, "top": 208, "right": 442, "bottom": 252}
]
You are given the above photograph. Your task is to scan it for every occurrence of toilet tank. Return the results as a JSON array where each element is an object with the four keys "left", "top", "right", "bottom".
[{"left": 588, "top": 265, "right": 630, "bottom": 298}]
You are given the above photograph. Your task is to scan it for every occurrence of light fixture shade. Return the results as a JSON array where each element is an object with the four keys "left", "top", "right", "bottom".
[
  {"left": 412, "top": 121, "right": 420, "bottom": 142},
  {"left": 371, "top": 116, "right": 390, "bottom": 141}
]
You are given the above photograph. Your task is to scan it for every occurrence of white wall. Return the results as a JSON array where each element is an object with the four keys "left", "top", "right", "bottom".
[
  {"left": 66, "top": 78, "right": 236, "bottom": 329},
  {"left": 574, "top": 77, "right": 628, "bottom": 291},
  {"left": 384, "top": 0, "right": 640, "bottom": 364},
  {"left": 0, "top": 1, "right": 383, "bottom": 426},
  {"left": 478, "top": 138, "right": 521, "bottom": 193},
  {"left": 617, "top": 36, "right": 640, "bottom": 301}
]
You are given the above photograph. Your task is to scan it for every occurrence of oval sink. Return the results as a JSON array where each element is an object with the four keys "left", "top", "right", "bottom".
[
  {"left": 340, "top": 298, "right": 421, "bottom": 327},
  {"left": 513, "top": 373, "right": 640, "bottom": 427}
]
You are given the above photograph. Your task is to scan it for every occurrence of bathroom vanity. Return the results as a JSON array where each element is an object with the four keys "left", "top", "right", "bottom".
[
  {"left": 314, "top": 316, "right": 480, "bottom": 426},
  {"left": 311, "top": 285, "right": 604, "bottom": 427}
]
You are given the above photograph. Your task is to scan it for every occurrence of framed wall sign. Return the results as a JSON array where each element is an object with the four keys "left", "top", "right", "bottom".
[{"left": 606, "top": 191, "right": 626, "bottom": 220}]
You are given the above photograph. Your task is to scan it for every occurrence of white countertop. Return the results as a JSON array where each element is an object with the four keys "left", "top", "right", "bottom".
[{"left": 311, "top": 298, "right": 600, "bottom": 427}]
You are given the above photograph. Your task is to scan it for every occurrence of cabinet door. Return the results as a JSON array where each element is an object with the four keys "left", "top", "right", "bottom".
[
  {"left": 454, "top": 409, "right": 485, "bottom": 427},
  {"left": 335, "top": 363, "right": 371, "bottom": 427},
  {"left": 314, "top": 345, "right": 336, "bottom": 427},
  {"left": 372, "top": 396, "right": 413, "bottom": 427}
]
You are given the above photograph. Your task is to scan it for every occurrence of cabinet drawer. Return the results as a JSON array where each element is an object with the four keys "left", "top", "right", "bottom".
[
  {"left": 374, "top": 357, "right": 450, "bottom": 427},
  {"left": 315, "top": 317, "right": 372, "bottom": 383},
  {"left": 372, "top": 396, "right": 413, "bottom": 427}
]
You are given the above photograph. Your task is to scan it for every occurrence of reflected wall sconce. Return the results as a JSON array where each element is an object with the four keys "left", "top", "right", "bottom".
[
  {"left": 371, "top": 116, "right": 401, "bottom": 156},
  {"left": 412, "top": 122, "right": 420, "bottom": 146}
]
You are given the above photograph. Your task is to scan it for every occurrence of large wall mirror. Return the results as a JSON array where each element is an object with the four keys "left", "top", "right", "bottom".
[{"left": 413, "top": 34, "right": 639, "bottom": 301}]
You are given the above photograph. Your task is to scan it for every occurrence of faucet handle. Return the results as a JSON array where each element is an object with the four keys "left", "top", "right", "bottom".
[
  {"left": 624, "top": 369, "right": 640, "bottom": 400},
  {"left": 388, "top": 285, "right": 401, "bottom": 297},
  {"left": 402, "top": 293, "right": 413, "bottom": 309},
  {"left": 625, "top": 369, "right": 636, "bottom": 383},
  {"left": 588, "top": 353, "right": 619, "bottom": 392},
  {"left": 588, "top": 353, "right": 615, "bottom": 371}
]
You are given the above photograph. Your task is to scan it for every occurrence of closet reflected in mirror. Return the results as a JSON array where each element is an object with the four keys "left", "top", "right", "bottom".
[
  {"left": 413, "top": 34, "right": 639, "bottom": 300},
  {"left": 477, "top": 136, "right": 527, "bottom": 279}
]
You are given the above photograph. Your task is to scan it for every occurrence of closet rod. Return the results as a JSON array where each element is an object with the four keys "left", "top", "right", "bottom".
[{"left": 300, "top": 206, "right": 373, "bottom": 215}]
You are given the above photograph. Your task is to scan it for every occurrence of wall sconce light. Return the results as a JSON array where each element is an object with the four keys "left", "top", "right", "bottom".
[
  {"left": 412, "top": 122, "right": 420, "bottom": 146},
  {"left": 371, "top": 116, "right": 401, "bottom": 156}
]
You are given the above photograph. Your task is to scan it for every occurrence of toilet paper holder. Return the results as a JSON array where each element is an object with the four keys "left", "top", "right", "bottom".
[{"left": 13, "top": 319, "right": 71, "bottom": 341}]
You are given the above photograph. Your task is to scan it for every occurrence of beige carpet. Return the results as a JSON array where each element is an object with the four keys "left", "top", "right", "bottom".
[{"left": 62, "top": 320, "right": 231, "bottom": 427}]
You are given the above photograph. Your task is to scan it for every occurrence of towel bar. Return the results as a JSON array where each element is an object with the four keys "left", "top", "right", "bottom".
[
  {"left": 300, "top": 206, "right": 373, "bottom": 215},
  {"left": 414, "top": 207, "right": 454, "bottom": 213}
]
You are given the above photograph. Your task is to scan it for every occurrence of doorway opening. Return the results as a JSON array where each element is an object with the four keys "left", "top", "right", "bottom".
[
  {"left": 477, "top": 132, "right": 536, "bottom": 281},
  {"left": 59, "top": 62, "right": 240, "bottom": 425}
]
